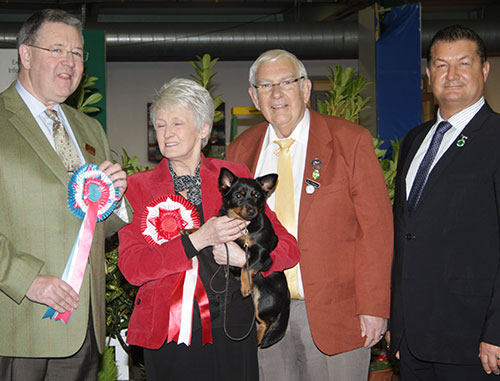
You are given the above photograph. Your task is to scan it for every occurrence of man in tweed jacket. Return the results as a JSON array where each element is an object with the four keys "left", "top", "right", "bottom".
[{"left": 0, "top": 9, "right": 131, "bottom": 380}]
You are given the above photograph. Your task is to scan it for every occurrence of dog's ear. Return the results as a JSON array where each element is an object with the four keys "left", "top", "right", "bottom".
[
  {"left": 219, "top": 167, "right": 237, "bottom": 193},
  {"left": 257, "top": 173, "right": 278, "bottom": 198}
]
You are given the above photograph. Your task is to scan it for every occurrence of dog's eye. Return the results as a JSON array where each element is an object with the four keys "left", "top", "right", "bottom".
[
  {"left": 252, "top": 192, "right": 261, "bottom": 199},
  {"left": 235, "top": 193, "right": 243, "bottom": 199}
]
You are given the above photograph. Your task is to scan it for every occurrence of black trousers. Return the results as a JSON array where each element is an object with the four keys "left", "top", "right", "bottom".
[
  {"left": 144, "top": 326, "right": 259, "bottom": 381},
  {"left": 399, "top": 334, "right": 496, "bottom": 381}
]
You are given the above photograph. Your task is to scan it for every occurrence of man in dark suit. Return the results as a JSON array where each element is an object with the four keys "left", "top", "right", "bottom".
[
  {"left": 0, "top": 9, "right": 131, "bottom": 380},
  {"left": 226, "top": 49, "right": 393, "bottom": 381},
  {"left": 390, "top": 25, "right": 500, "bottom": 379}
]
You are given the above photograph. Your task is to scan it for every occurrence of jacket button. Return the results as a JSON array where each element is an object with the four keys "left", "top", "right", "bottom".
[
  {"left": 406, "top": 233, "right": 415, "bottom": 240},
  {"left": 136, "top": 298, "right": 141, "bottom": 305}
]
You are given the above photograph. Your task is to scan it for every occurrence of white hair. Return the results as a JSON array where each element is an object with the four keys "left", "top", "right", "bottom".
[
  {"left": 149, "top": 78, "right": 214, "bottom": 148},
  {"left": 248, "top": 49, "right": 309, "bottom": 94}
]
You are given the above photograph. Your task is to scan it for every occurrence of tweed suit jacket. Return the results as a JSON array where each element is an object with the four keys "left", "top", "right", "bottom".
[
  {"left": 0, "top": 82, "right": 131, "bottom": 357},
  {"left": 390, "top": 103, "right": 500, "bottom": 364},
  {"left": 226, "top": 108, "right": 393, "bottom": 355}
]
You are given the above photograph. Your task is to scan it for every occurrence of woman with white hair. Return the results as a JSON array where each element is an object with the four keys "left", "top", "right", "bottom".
[{"left": 118, "top": 78, "right": 299, "bottom": 380}]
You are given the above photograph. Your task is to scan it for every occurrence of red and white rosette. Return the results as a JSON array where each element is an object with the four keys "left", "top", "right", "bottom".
[
  {"left": 141, "top": 195, "right": 212, "bottom": 346},
  {"left": 141, "top": 194, "right": 200, "bottom": 245}
]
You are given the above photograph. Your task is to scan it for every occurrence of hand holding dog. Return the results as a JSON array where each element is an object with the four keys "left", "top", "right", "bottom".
[
  {"left": 189, "top": 216, "right": 249, "bottom": 251},
  {"left": 213, "top": 242, "right": 246, "bottom": 267},
  {"left": 360, "top": 314, "right": 387, "bottom": 348}
]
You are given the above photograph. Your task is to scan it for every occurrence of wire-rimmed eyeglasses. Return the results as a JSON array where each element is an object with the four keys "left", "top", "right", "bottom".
[
  {"left": 28, "top": 45, "right": 89, "bottom": 63},
  {"left": 252, "top": 76, "right": 305, "bottom": 93}
]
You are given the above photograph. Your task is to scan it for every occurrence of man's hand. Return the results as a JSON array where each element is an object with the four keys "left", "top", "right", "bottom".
[
  {"left": 360, "top": 314, "right": 387, "bottom": 348},
  {"left": 479, "top": 341, "right": 500, "bottom": 375},
  {"left": 384, "top": 330, "right": 400, "bottom": 359},
  {"left": 99, "top": 160, "right": 127, "bottom": 200},
  {"left": 26, "top": 275, "right": 79, "bottom": 313}
]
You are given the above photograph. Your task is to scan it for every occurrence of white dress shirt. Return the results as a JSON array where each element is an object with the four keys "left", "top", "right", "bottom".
[
  {"left": 254, "top": 109, "right": 310, "bottom": 297},
  {"left": 16, "top": 80, "right": 85, "bottom": 165},
  {"left": 406, "top": 97, "right": 485, "bottom": 198},
  {"left": 15, "top": 80, "right": 129, "bottom": 222}
]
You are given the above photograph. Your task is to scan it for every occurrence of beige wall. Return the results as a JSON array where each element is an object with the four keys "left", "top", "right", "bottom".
[{"left": 106, "top": 59, "right": 357, "bottom": 167}]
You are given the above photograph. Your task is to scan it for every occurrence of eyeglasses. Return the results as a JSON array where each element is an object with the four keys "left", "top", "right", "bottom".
[
  {"left": 252, "top": 76, "right": 305, "bottom": 93},
  {"left": 28, "top": 45, "right": 89, "bottom": 63}
]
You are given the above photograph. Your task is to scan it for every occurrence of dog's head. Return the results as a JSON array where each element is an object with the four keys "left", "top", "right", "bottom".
[{"left": 218, "top": 167, "right": 278, "bottom": 221}]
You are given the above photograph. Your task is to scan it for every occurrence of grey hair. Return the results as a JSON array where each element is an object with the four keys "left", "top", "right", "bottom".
[
  {"left": 17, "top": 9, "right": 83, "bottom": 48},
  {"left": 248, "top": 49, "right": 309, "bottom": 94},
  {"left": 17, "top": 9, "right": 83, "bottom": 70},
  {"left": 149, "top": 78, "right": 214, "bottom": 148}
]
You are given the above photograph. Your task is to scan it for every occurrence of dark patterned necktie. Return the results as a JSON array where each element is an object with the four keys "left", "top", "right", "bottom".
[
  {"left": 407, "top": 121, "right": 452, "bottom": 215},
  {"left": 45, "top": 108, "right": 80, "bottom": 172}
]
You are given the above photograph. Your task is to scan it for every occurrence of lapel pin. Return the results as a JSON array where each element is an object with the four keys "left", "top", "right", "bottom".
[
  {"left": 85, "top": 143, "right": 96, "bottom": 156},
  {"left": 456, "top": 134, "right": 468, "bottom": 148},
  {"left": 312, "top": 169, "right": 320, "bottom": 180},
  {"left": 305, "top": 178, "right": 320, "bottom": 194},
  {"left": 311, "top": 158, "right": 322, "bottom": 170}
]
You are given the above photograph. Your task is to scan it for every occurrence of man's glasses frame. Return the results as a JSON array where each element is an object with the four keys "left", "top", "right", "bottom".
[
  {"left": 28, "top": 45, "right": 89, "bottom": 63},
  {"left": 252, "top": 76, "right": 305, "bottom": 93}
]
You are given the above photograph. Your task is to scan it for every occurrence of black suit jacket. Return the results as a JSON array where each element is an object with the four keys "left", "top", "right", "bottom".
[{"left": 390, "top": 103, "right": 500, "bottom": 364}]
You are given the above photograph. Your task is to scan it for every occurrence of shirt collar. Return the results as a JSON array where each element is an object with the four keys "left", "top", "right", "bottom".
[
  {"left": 262, "top": 108, "right": 310, "bottom": 151},
  {"left": 15, "top": 80, "right": 62, "bottom": 117},
  {"left": 436, "top": 97, "right": 485, "bottom": 131}
]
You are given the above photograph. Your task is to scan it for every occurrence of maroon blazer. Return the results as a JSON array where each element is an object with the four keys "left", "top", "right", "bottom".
[
  {"left": 118, "top": 156, "right": 300, "bottom": 349},
  {"left": 226, "top": 109, "right": 393, "bottom": 355}
]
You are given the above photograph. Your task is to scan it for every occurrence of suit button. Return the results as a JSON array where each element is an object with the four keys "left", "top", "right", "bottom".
[{"left": 406, "top": 233, "right": 415, "bottom": 240}]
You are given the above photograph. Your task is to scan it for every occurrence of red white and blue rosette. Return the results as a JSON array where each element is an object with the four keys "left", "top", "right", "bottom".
[
  {"left": 141, "top": 194, "right": 200, "bottom": 245},
  {"left": 43, "top": 164, "right": 119, "bottom": 324},
  {"left": 68, "top": 164, "right": 119, "bottom": 221},
  {"left": 141, "top": 195, "right": 212, "bottom": 346}
]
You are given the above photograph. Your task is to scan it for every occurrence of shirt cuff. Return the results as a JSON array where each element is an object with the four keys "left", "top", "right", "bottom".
[{"left": 113, "top": 198, "right": 129, "bottom": 223}]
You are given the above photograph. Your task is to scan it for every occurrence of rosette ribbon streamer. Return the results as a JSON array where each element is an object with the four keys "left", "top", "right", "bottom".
[
  {"left": 142, "top": 195, "right": 212, "bottom": 346},
  {"left": 42, "top": 164, "right": 118, "bottom": 323}
]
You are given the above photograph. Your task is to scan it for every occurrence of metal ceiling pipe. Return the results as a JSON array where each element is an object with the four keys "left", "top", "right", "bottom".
[
  {"left": 90, "top": 21, "right": 359, "bottom": 61},
  {"left": 0, "top": 20, "right": 499, "bottom": 61}
]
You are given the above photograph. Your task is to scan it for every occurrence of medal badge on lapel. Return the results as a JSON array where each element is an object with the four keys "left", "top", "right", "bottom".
[
  {"left": 42, "top": 164, "right": 119, "bottom": 323},
  {"left": 305, "top": 158, "right": 322, "bottom": 194}
]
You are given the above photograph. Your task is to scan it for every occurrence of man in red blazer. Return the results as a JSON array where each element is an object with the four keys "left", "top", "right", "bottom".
[{"left": 226, "top": 49, "right": 393, "bottom": 380}]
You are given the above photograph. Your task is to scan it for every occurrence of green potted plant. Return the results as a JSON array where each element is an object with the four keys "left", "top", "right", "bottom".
[
  {"left": 317, "top": 65, "right": 399, "bottom": 203},
  {"left": 189, "top": 54, "right": 225, "bottom": 158}
]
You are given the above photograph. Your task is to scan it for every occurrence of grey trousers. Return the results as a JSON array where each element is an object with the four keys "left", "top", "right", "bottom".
[
  {"left": 258, "top": 299, "right": 370, "bottom": 381},
  {"left": 0, "top": 319, "right": 99, "bottom": 381}
]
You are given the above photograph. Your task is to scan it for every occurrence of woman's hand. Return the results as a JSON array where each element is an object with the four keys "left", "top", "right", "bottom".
[
  {"left": 189, "top": 216, "right": 249, "bottom": 251},
  {"left": 213, "top": 242, "right": 246, "bottom": 267}
]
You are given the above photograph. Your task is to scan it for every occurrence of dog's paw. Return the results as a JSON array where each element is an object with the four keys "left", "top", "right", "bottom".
[
  {"left": 241, "top": 283, "right": 251, "bottom": 297},
  {"left": 179, "top": 228, "right": 199, "bottom": 236}
]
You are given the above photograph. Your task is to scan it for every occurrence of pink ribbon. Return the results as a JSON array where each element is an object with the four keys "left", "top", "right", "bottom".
[{"left": 55, "top": 199, "right": 98, "bottom": 323}]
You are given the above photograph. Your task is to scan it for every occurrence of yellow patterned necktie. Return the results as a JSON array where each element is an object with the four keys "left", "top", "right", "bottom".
[
  {"left": 46, "top": 108, "right": 80, "bottom": 172},
  {"left": 274, "top": 139, "right": 303, "bottom": 300}
]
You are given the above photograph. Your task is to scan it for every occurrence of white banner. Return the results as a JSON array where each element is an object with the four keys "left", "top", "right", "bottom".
[{"left": 0, "top": 49, "right": 19, "bottom": 92}]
